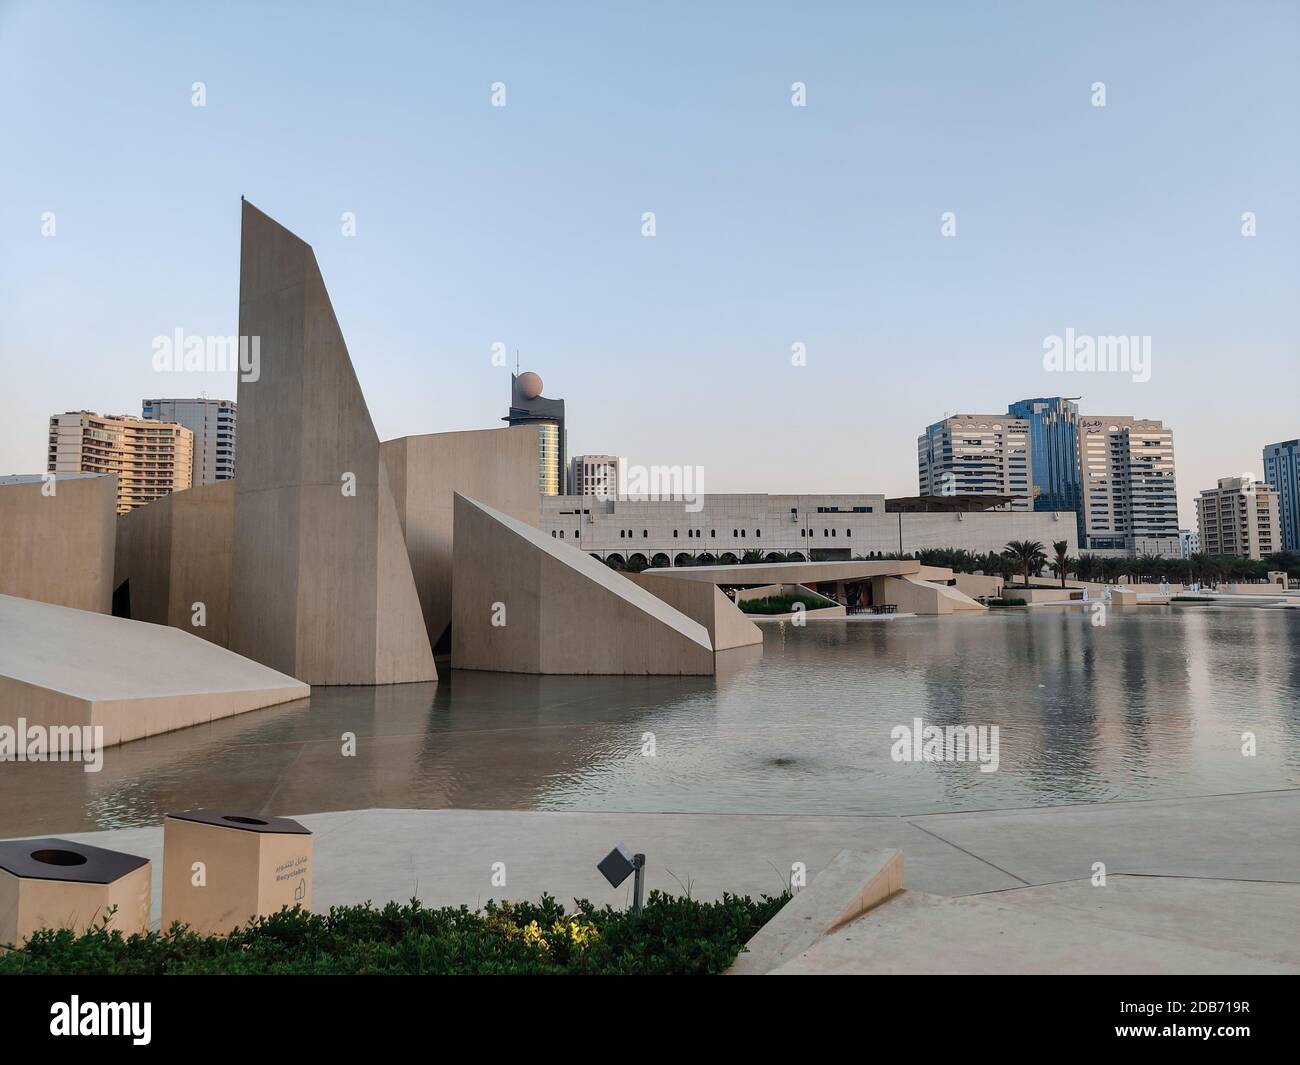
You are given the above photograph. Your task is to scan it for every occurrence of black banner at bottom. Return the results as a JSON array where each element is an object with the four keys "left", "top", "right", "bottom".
[{"left": 0, "top": 974, "right": 1292, "bottom": 1050}]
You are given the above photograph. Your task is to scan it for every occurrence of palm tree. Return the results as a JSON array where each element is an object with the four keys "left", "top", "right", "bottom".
[
  {"left": 1003, "top": 540, "right": 1046, "bottom": 588},
  {"left": 1050, "top": 540, "right": 1073, "bottom": 588},
  {"left": 1075, "top": 552, "right": 1097, "bottom": 583}
]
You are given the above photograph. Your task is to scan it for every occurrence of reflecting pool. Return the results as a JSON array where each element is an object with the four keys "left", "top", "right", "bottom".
[{"left": 4, "top": 606, "right": 1298, "bottom": 835}]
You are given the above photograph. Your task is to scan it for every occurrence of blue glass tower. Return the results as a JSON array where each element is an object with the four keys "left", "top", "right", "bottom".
[{"left": 1007, "top": 397, "right": 1084, "bottom": 543}]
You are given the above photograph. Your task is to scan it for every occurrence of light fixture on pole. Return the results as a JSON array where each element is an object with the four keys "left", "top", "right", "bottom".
[{"left": 597, "top": 842, "right": 646, "bottom": 915}]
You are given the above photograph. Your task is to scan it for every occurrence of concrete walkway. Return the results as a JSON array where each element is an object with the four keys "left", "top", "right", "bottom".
[
  {"left": 34, "top": 790, "right": 1300, "bottom": 971},
  {"left": 774, "top": 876, "right": 1300, "bottom": 974}
]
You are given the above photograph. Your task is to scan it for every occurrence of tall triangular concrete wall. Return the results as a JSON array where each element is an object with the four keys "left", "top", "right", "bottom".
[
  {"left": 229, "top": 201, "right": 435, "bottom": 685},
  {"left": 451, "top": 494, "right": 715, "bottom": 675}
]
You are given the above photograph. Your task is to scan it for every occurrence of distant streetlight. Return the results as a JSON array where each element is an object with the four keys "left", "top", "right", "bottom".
[{"left": 597, "top": 842, "right": 646, "bottom": 914}]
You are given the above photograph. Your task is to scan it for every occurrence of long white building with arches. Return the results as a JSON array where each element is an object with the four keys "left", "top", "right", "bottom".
[{"left": 541, "top": 492, "right": 1076, "bottom": 569}]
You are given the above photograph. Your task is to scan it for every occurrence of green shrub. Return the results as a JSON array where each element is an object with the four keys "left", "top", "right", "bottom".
[
  {"left": 0, "top": 890, "right": 789, "bottom": 976},
  {"left": 987, "top": 597, "right": 1027, "bottom": 607},
  {"left": 738, "top": 594, "right": 833, "bottom": 615},
  {"left": 1171, "top": 596, "right": 1213, "bottom": 603}
]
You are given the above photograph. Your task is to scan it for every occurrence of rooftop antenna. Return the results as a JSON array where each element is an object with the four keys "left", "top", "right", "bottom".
[{"left": 515, "top": 349, "right": 520, "bottom": 376}]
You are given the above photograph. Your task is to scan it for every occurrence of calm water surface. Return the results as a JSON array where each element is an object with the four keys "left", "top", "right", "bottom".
[{"left": 4, "top": 607, "right": 1298, "bottom": 834}]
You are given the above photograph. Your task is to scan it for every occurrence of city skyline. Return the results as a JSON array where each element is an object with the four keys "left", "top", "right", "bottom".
[{"left": 2, "top": 1, "right": 1297, "bottom": 531}]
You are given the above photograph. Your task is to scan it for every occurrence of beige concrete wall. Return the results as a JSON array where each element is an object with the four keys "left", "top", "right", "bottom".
[
  {"left": 114, "top": 482, "right": 234, "bottom": 646},
  {"left": 0, "top": 475, "right": 116, "bottom": 613},
  {"left": 952, "top": 572, "right": 1003, "bottom": 599},
  {"left": 452, "top": 495, "right": 715, "bottom": 675},
  {"left": 627, "top": 571, "right": 763, "bottom": 651},
  {"left": 872, "top": 575, "right": 950, "bottom": 615},
  {"left": 229, "top": 201, "right": 434, "bottom": 685},
  {"left": 382, "top": 426, "right": 540, "bottom": 654}
]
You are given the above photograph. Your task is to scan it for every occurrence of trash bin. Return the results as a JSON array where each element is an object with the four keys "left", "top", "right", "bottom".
[
  {"left": 0, "top": 837, "right": 151, "bottom": 947},
  {"left": 161, "top": 809, "right": 312, "bottom": 936}
]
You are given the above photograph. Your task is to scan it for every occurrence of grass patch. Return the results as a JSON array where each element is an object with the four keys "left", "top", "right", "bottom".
[
  {"left": 739, "top": 594, "right": 833, "bottom": 615},
  {"left": 0, "top": 891, "right": 789, "bottom": 975}
]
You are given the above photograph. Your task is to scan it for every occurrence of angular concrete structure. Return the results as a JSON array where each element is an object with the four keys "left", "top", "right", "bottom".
[
  {"left": 113, "top": 481, "right": 235, "bottom": 646},
  {"left": 626, "top": 570, "right": 763, "bottom": 651},
  {"left": 0, "top": 595, "right": 309, "bottom": 747},
  {"left": 452, "top": 494, "right": 715, "bottom": 675},
  {"left": 230, "top": 201, "right": 434, "bottom": 685},
  {"left": 382, "top": 426, "right": 541, "bottom": 654},
  {"left": 0, "top": 474, "right": 116, "bottom": 614}
]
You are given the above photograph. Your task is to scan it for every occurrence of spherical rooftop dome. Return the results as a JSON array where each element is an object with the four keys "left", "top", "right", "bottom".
[{"left": 518, "top": 371, "right": 544, "bottom": 399}]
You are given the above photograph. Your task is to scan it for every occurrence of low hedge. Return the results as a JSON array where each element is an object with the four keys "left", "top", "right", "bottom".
[
  {"left": 739, "top": 594, "right": 832, "bottom": 615},
  {"left": 0, "top": 890, "right": 789, "bottom": 975},
  {"left": 987, "top": 597, "right": 1027, "bottom": 607}
]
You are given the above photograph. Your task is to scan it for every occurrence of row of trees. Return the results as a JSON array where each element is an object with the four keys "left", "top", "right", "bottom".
[{"left": 853, "top": 545, "right": 1300, "bottom": 586}]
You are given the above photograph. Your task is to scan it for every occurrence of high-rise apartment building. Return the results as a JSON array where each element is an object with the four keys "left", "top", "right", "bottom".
[
  {"left": 570, "top": 454, "right": 621, "bottom": 500},
  {"left": 1178, "top": 528, "right": 1200, "bottom": 559},
  {"left": 1196, "top": 476, "right": 1281, "bottom": 560},
  {"left": 142, "top": 398, "right": 236, "bottom": 486},
  {"left": 1077, "top": 417, "right": 1179, "bottom": 553},
  {"left": 503, "top": 371, "right": 567, "bottom": 495},
  {"left": 1262, "top": 439, "right": 1299, "bottom": 552},
  {"left": 47, "top": 411, "right": 193, "bottom": 513},
  {"left": 1007, "top": 397, "right": 1083, "bottom": 541},
  {"left": 917, "top": 415, "right": 1032, "bottom": 510}
]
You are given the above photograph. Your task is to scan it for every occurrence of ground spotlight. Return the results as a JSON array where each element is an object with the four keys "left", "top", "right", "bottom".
[{"left": 597, "top": 842, "right": 646, "bottom": 914}]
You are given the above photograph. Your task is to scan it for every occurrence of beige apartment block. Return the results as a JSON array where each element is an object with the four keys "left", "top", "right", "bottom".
[
  {"left": 228, "top": 200, "right": 434, "bottom": 685},
  {"left": 48, "top": 410, "right": 193, "bottom": 513},
  {"left": 452, "top": 494, "right": 716, "bottom": 675},
  {"left": 113, "top": 481, "right": 234, "bottom": 646},
  {"left": 0, "top": 594, "right": 309, "bottom": 747},
  {"left": 1196, "top": 477, "right": 1281, "bottom": 560},
  {"left": 917, "top": 416, "right": 1033, "bottom": 510},
  {"left": 1078, "top": 417, "right": 1179, "bottom": 552},
  {"left": 0, "top": 473, "right": 116, "bottom": 613},
  {"left": 382, "top": 426, "right": 541, "bottom": 655}
]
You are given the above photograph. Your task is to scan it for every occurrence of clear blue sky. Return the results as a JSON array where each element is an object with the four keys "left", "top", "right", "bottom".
[{"left": 1, "top": 0, "right": 1296, "bottom": 528}]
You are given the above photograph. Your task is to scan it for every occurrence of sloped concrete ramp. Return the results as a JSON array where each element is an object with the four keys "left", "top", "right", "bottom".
[
  {"left": 0, "top": 595, "right": 309, "bottom": 747},
  {"left": 452, "top": 494, "right": 715, "bottom": 674},
  {"left": 770, "top": 876, "right": 1300, "bottom": 974}
]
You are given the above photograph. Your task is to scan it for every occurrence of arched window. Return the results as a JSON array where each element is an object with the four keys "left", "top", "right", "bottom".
[
  {"left": 559, "top": 530, "right": 564, "bottom": 538},
  {"left": 732, "top": 529, "right": 737, "bottom": 537},
  {"left": 551, "top": 530, "right": 557, "bottom": 537},
  {"left": 673, "top": 530, "right": 678, "bottom": 538}
]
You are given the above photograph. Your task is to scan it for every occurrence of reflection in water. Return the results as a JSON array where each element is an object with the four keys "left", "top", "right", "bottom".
[{"left": 2, "top": 608, "right": 1297, "bottom": 834}]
